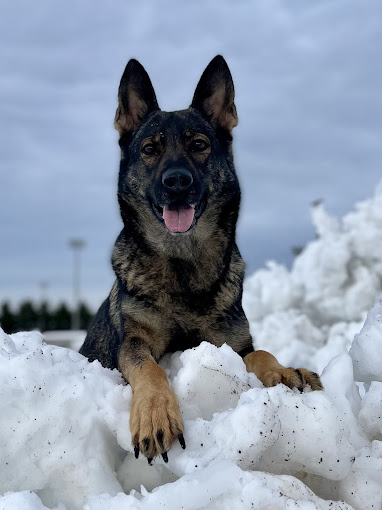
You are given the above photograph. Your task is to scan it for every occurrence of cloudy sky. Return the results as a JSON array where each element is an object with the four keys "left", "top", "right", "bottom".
[{"left": 1, "top": 0, "right": 381, "bottom": 311}]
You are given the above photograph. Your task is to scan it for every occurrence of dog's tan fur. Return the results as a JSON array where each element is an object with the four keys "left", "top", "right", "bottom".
[
  {"left": 244, "top": 351, "right": 323, "bottom": 391},
  {"left": 127, "top": 360, "right": 183, "bottom": 460}
]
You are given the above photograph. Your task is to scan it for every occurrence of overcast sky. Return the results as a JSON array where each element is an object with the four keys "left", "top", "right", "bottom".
[{"left": 1, "top": 0, "right": 381, "bottom": 311}]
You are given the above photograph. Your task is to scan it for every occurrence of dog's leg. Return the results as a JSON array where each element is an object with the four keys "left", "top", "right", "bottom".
[
  {"left": 243, "top": 350, "right": 323, "bottom": 391},
  {"left": 119, "top": 336, "right": 185, "bottom": 463}
]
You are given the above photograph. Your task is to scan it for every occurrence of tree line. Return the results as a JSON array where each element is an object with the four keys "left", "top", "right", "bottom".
[{"left": 0, "top": 301, "right": 94, "bottom": 334}]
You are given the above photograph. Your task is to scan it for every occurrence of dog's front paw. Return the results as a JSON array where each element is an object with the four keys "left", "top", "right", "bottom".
[
  {"left": 130, "top": 382, "right": 185, "bottom": 463},
  {"left": 244, "top": 350, "right": 323, "bottom": 392},
  {"left": 262, "top": 366, "right": 323, "bottom": 392}
]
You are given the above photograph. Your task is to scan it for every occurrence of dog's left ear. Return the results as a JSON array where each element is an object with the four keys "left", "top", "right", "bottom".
[
  {"left": 115, "top": 59, "right": 160, "bottom": 137},
  {"left": 191, "top": 55, "right": 238, "bottom": 132}
]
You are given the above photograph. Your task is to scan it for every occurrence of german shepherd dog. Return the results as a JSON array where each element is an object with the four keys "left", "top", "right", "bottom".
[{"left": 80, "top": 56, "right": 322, "bottom": 464}]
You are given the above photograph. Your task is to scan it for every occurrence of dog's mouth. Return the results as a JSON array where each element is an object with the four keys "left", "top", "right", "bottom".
[{"left": 152, "top": 198, "right": 206, "bottom": 234}]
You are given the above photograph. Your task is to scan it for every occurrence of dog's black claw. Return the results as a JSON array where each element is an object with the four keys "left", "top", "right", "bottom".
[
  {"left": 143, "top": 437, "right": 150, "bottom": 452},
  {"left": 161, "top": 452, "right": 168, "bottom": 463},
  {"left": 134, "top": 444, "right": 140, "bottom": 459},
  {"left": 156, "top": 429, "right": 164, "bottom": 450},
  {"left": 147, "top": 457, "right": 153, "bottom": 465},
  {"left": 178, "top": 433, "right": 186, "bottom": 449},
  {"left": 295, "top": 369, "right": 304, "bottom": 389}
]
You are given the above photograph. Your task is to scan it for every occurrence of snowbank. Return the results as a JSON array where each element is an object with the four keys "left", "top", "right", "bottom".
[
  {"left": 1, "top": 185, "right": 382, "bottom": 510},
  {"left": 243, "top": 183, "right": 382, "bottom": 372}
]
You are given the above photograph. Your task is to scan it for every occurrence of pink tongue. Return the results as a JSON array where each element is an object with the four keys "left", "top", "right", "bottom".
[{"left": 163, "top": 204, "right": 195, "bottom": 233}]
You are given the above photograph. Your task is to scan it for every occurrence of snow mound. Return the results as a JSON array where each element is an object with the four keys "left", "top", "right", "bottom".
[
  {"left": 1, "top": 185, "right": 382, "bottom": 509},
  {"left": 1, "top": 318, "right": 381, "bottom": 510},
  {"left": 243, "top": 184, "right": 382, "bottom": 371},
  {"left": 349, "top": 298, "right": 382, "bottom": 384}
]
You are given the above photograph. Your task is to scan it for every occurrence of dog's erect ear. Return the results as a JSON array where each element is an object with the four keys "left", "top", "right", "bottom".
[
  {"left": 114, "top": 59, "right": 159, "bottom": 136},
  {"left": 191, "top": 55, "right": 238, "bottom": 132}
]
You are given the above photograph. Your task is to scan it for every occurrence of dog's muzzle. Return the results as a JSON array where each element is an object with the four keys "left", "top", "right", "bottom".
[{"left": 151, "top": 167, "right": 205, "bottom": 234}]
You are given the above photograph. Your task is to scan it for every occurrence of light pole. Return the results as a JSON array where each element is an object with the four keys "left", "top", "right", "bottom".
[
  {"left": 39, "top": 280, "right": 49, "bottom": 302},
  {"left": 68, "top": 238, "right": 85, "bottom": 330}
]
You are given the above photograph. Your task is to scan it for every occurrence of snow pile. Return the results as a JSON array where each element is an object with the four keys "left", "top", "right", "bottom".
[
  {"left": 1, "top": 186, "right": 382, "bottom": 510},
  {"left": 243, "top": 183, "right": 382, "bottom": 373}
]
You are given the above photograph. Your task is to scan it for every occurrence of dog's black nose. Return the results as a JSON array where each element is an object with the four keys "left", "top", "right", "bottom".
[{"left": 162, "top": 168, "right": 193, "bottom": 192}]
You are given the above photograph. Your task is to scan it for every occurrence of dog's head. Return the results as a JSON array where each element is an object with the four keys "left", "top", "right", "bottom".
[{"left": 115, "top": 56, "right": 240, "bottom": 251}]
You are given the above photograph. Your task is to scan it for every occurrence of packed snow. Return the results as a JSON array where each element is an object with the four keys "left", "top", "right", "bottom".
[{"left": 1, "top": 185, "right": 382, "bottom": 510}]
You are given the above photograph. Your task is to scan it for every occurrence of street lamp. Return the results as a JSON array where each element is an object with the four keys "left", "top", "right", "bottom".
[
  {"left": 68, "top": 238, "right": 85, "bottom": 330},
  {"left": 39, "top": 280, "right": 49, "bottom": 302}
]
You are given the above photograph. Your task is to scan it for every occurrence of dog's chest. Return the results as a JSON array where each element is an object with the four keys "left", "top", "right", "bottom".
[{"left": 166, "top": 324, "right": 206, "bottom": 352}]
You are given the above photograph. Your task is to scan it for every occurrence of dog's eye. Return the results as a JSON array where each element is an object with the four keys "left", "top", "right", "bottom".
[
  {"left": 142, "top": 143, "right": 155, "bottom": 156},
  {"left": 190, "top": 139, "right": 209, "bottom": 152}
]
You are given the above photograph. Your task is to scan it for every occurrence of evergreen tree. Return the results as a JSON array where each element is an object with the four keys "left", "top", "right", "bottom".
[
  {"left": 79, "top": 302, "right": 93, "bottom": 330},
  {"left": 1, "top": 300, "right": 94, "bottom": 332},
  {"left": 37, "top": 301, "right": 51, "bottom": 331},
  {"left": 52, "top": 303, "right": 71, "bottom": 330},
  {"left": 18, "top": 301, "right": 39, "bottom": 330},
  {"left": 0, "top": 302, "right": 17, "bottom": 333}
]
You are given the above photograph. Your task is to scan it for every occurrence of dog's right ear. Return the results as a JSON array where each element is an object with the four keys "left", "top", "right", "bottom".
[{"left": 114, "top": 59, "right": 159, "bottom": 137}]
